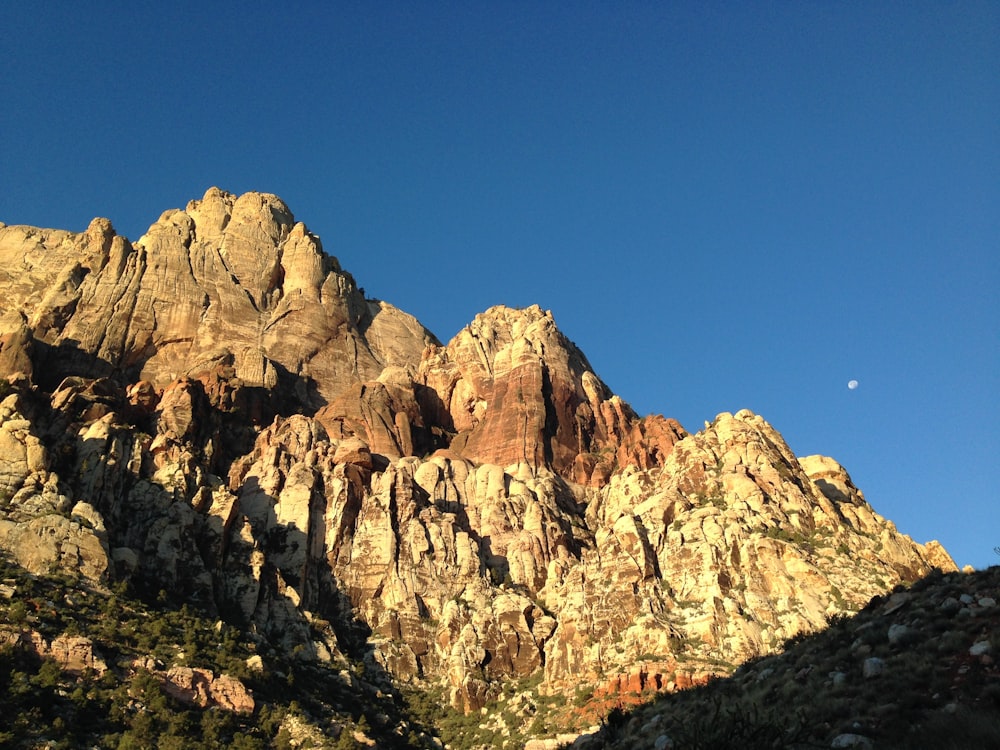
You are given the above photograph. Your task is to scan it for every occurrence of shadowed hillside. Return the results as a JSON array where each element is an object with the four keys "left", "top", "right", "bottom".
[{"left": 571, "top": 566, "right": 1000, "bottom": 750}]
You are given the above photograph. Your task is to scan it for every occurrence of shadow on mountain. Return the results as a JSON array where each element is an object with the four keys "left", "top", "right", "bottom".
[
  {"left": 33, "top": 338, "right": 122, "bottom": 392},
  {"left": 32, "top": 337, "right": 327, "bottom": 422},
  {"left": 58, "top": 423, "right": 433, "bottom": 746},
  {"left": 579, "top": 565, "right": 1000, "bottom": 749}
]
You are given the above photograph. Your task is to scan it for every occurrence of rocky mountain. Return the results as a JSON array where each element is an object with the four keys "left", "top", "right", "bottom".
[{"left": 0, "top": 189, "right": 957, "bottom": 747}]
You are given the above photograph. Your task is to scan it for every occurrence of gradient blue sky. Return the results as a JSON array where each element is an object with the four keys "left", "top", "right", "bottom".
[{"left": 2, "top": 3, "right": 997, "bottom": 569}]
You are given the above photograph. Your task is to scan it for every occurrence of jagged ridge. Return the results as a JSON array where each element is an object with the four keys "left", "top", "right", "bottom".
[{"left": 0, "top": 189, "right": 955, "bottom": 745}]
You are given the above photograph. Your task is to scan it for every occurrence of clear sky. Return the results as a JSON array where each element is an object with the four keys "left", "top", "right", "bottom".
[{"left": 2, "top": 3, "right": 997, "bottom": 570}]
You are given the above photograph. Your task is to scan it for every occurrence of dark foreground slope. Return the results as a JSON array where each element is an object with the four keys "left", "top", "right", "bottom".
[
  {"left": 576, "top": 566, "right": 1000, "bottom": 750},
  {"left": 0, "top": 551, "right": 440, "bottom": 749},
  {"left": 3, "top": 559, "right": 995, "bottom": 750}
]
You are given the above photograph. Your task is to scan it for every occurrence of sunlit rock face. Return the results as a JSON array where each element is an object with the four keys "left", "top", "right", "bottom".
[
  {"left": 0, "top": 190, "right": 955, "bottom": 714},
  {"left": 418, "top": 304, "right": 686, "bottom": 485},
  {"left": 0, "top": 188, "right": 436, "bottom": 408},
  {"left": 538, "top": 410, "right": 950, "bottom": 692}
]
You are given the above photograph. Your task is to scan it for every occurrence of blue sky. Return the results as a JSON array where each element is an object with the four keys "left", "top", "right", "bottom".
[{"left": 2, "top": 3, "right": 997, "bottom": 570}]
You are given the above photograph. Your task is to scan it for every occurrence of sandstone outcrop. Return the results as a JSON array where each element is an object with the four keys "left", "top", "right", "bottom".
[
  {"left": 0, "top": 189, "right": 436, "bottom": 408},
  {"left": 418, "top": 305, "right": 686, "bottom": 484},
  {"left": 538, "top": 410, "right": 949, "bottom": 691},
  {"left": 158, "top": 665, "right": 255, "bottom": 714},
  {"left": 0, "top": 190, "right": 956, "bottom": 729},
  {"left": 0, "top": 627, "right": 108, "bottom": 675},
  {"left": 577, "top": 565, "right": 1000, "bottom": 749},
  {"left": 0, "top": 391, "right": 109, "bottom": 580}
]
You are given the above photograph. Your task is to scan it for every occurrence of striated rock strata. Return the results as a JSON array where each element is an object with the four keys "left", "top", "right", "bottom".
[{"left": 0, "top": 189, "right": 955, "bottom": 723}]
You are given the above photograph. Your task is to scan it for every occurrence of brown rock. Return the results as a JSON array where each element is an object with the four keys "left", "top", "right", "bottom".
[
  {"left": 331, "top": 437, "right": 373, "bottom": 470},
  {"left": 126, "top": 380, "right": 159, "bottom": 412},
  {"left": 0, "top": 628, "right": 107, "bottom": 676},
  {"left": 419, "top": 305, "right": 684, "bottom": 483},
  {"left": 48, "top": 633, "right": 109, "bottom": 675},
  {"left": 0, "top": 189, "right": 436, "bottom": 409},
  {"left": 0, "top": 192, "right": 962, "bottom": 724},
  {"left": 0, "top": 312, "right": 34, "bottom": 381},
  {"left": 0, "top": 394, "right": 109, "bottom": 580},
  {"left": 160, "top": 666, "right": 254, "bottom": 714}
]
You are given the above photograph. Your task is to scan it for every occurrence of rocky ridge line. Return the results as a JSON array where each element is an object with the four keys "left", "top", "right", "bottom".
[{"left": 0, "top": 190, "right": 955, "bottom": 740}]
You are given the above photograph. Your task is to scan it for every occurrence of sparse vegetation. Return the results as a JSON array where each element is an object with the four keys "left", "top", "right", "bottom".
[{"left": 0, "top": 552, "right": 438, "bottom": 749}]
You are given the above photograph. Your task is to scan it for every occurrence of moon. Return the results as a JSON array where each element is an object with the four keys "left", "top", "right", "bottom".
[{"left": 847, "top": 380, "right": 859, "bottom": 390}]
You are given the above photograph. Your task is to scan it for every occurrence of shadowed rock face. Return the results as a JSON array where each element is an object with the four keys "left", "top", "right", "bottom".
[{"left": 0, "top": 190, "right": 956, "bottom": 717}]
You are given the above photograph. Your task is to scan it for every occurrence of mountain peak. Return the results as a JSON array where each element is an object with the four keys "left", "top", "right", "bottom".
[
  {"left": 1, "top": 189, "right": 435, "bottom": 408},
  {"left": 0, "top": 190, "right": 960, "bottom": 747}
]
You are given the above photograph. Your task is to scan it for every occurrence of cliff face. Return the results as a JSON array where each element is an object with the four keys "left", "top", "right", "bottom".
[
  {"left": 0, "top": 189, "right": 954, "bottom": 720},
  {"left": 0, "top": 188, "right": 434, "bottom": 407}
]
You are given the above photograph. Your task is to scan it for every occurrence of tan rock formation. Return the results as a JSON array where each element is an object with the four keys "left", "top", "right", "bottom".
[
  {"left": 0, "top": 392, "right": 109, "bottom": 581},
  {"left": 419, "top": 304, "right": 685, "bottom": 483},
  {"left": 0, "top": 312, "right": 34, "bottom": 381},
  {"left": 0, "top": 191, "right": 958, "bottom": 726},
  {"left": 537, "top": 410, "right": 954, "bottom": 689},
  {"left": 158, "top": 665, "right": 255, "bottom": 713},
  {"left": 0, "top": 189, "right": 436, "bottom": 408},
  {"left": 0, "top": 628, "right": 108, "bottom": 675}
]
